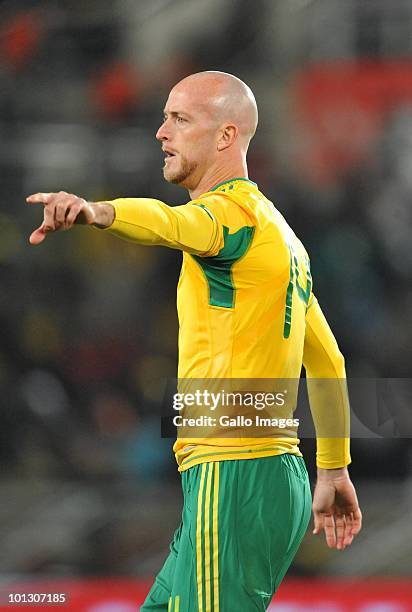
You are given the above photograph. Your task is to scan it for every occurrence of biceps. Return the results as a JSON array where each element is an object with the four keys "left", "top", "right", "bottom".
[{"left": 303, "top": 297, "right": 345, "bottom": 378}]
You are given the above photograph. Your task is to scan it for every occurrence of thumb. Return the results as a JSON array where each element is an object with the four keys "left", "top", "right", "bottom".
[
  {"left": 313, "top": 512, "right": 324, "bottom": 535},
  {"left": 29, "top": 223, "right": 49, "bottom": 245}
]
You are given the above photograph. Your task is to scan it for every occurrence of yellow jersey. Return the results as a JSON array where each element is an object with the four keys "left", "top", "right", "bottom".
[{"left": 104, "top": 178, "right": 350, "bottom": 471}]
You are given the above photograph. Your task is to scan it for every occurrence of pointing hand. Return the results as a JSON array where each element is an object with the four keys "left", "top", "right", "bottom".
[{"left": 26, "top": 191, "right": 96, "bottom": 245}]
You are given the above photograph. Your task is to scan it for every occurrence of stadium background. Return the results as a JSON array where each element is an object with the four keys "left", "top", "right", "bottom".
[{"left": 0, "top": 0, "right": 411, "bottom": 609}]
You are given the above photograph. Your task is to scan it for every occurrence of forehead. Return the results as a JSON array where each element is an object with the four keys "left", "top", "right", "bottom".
[{"left": 164, "top": 85, "right": 214, "bottom": 118}]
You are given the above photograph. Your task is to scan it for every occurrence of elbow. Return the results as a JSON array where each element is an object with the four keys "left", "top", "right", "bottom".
[{"left": 333, "top": 347, "right": 346, "bottom": 377}]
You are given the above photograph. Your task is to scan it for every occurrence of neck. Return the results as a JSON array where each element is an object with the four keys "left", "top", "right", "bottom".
[{"left": 188, "top": 158, "right": 249, "bottom": 199}]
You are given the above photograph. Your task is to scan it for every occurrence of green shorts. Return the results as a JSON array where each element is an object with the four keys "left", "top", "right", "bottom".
[{"left": 141, "top": 454, "right": 311, "bottom": 612}]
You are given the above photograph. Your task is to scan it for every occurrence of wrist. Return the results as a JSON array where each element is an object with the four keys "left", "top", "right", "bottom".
[
  {"left": 317, "top": 466, "right": 349, "bottom": 482},
  {"left": 91, "top": 202, "right": 115, "bottom": 228}
]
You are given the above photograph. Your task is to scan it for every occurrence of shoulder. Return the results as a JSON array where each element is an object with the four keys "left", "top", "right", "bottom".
[
  {"left": 189, "top": 192, "right": 254, "bottom": 232},
  {"left": 187, "top": 193, "right": 255, "bottom": 262}
]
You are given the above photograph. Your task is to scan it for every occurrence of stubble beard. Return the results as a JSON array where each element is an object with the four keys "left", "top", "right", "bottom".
[{"left": 163, "top": 155, "right": 198, "bottom": 186}]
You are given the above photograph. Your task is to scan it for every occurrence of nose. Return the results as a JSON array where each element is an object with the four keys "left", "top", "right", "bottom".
[{"left": 156, "top": 120, "right": 169, "bottom": 142}]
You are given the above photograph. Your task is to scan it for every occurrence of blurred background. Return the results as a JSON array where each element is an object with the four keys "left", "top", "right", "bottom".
[{"left": 0, "top": 0, "right": 412, "bottom": 609}]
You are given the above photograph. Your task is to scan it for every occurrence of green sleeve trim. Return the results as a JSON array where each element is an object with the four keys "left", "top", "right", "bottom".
[
  {"left": 192, "top": 203, "right": 215, "bottom": 221},
  {"left": 192, "top": 225, "right": 255, "bottom": 308}
]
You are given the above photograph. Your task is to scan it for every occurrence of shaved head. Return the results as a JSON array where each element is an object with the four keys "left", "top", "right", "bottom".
[{"left": 172, "top": 71, "right": 258, "bottom": 145}]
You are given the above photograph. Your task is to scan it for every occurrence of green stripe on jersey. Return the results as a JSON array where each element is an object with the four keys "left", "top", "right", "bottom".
[
  {"left": 181, "top": 446, "right": 301, "bottom": 465},
  {"left": 192, "top": 225, "right": 255, "bottom": 308}
]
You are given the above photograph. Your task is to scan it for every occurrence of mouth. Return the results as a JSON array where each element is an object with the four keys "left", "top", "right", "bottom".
[{"left": 163, "top": 148, "right": 177, "bottom": 162}]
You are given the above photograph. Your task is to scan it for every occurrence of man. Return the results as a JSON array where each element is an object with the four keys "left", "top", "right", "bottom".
[{"left": 27, "top": 71, "right": 362, "bottom": 611}]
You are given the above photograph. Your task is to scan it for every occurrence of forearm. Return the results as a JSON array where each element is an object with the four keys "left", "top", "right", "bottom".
[
  {"left": 95, "top": 197, "right": 220, "bottom": 254},
  {"left": 303, "top": 298, "right": 351, "bottom": 469}
]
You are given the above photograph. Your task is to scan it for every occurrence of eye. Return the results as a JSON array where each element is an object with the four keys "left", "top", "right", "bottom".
[{"left": 176, "top": 116, "right": 186, "bottom": 124}]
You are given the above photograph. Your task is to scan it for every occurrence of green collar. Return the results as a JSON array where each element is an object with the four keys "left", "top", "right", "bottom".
[{"left": 210, "top": 177, "right": 258, "bottom": 192}]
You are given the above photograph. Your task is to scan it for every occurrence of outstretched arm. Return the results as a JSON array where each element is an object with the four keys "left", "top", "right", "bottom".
[
  {"left": 303, "top": 296, "right": 362, "bottom": 549},
  {"left": 27, "top": 191, "right": 222, "bottom": 255}
]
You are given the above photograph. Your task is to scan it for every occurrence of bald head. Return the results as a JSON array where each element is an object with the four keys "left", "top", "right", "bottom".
[{"left": 172, "top": 71, "right": 258, "bottom": 146}]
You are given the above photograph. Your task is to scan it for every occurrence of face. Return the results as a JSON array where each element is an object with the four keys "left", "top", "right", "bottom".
[{"left": 156, "top": 85, "right": 219, "bottom": 188}]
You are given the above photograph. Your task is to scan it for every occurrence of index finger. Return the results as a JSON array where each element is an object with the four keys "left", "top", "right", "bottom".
[{"left": 26, "top": 193, "right": 56, "bottom": 205}]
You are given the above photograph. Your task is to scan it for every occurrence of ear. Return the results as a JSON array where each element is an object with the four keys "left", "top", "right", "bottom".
[{"left": 217, "top": 124, "right": 238, "bottom": 151}]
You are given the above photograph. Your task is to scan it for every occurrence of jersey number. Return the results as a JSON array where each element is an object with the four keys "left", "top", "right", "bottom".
[{"left": 283, "top": 245, "right": 312, "bottom": 339}]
